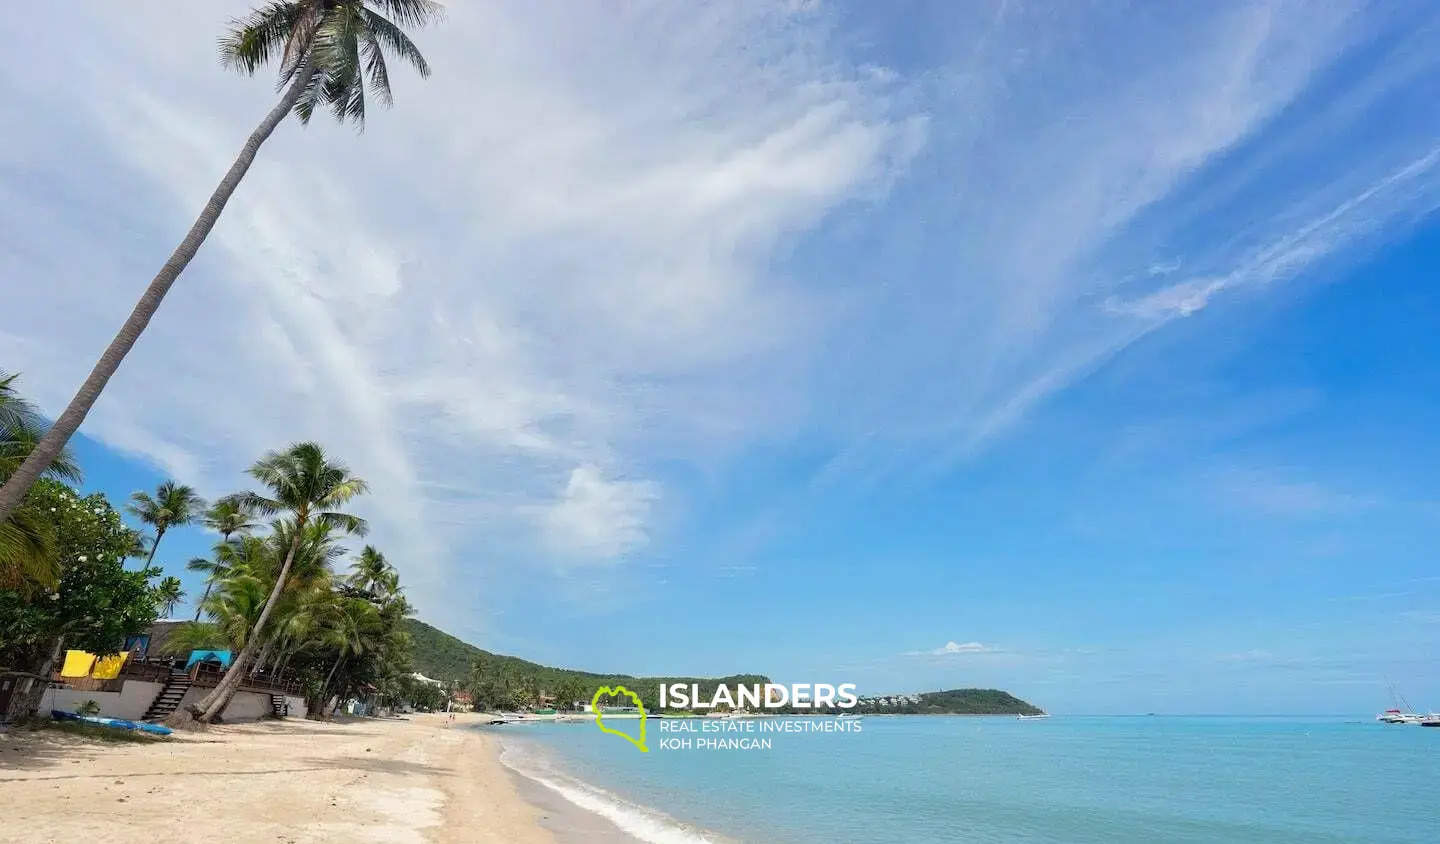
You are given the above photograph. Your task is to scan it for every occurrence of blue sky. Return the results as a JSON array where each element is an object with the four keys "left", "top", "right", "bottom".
[{"left": 3, "top": 1, "right": 1439, "bottom": 714}]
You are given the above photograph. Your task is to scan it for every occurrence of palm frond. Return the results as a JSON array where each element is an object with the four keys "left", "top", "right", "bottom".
[
  {"left": 314, "top": 510, "right": 369, "bottom": 536},
  {"left": 0, "top": 501, "right": 58, "bottom": 589},
  {"left": 367, "top": 0, "right": 446, "bottom": 29},
  {"left": 358, "top": 8, "right": 432, "bottom": 77},
  {"left": 219, "top": 1, "right": 304, "bottom": 75}
]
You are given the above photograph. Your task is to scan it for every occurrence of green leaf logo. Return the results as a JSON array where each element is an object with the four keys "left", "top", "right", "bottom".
[{"left": 591, "top": 685, "right": 649, "bottom": 752}]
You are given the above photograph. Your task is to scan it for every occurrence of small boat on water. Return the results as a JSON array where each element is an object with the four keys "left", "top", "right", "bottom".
[
  {"left": 1377, "top": 708, "right": 1423, "bottom": 725},
  {"left": 51, "top": 710, "right": 173, "bottom": 736},
  {"left": 1017, "top": 713, "right": 1050, "bottom": 720},
  {"left": 1421, "top": 716, "right": 1440, "bottom": 728},
  {"left": 1377, "top": 679, "right": 1426, "bottom": 724}
]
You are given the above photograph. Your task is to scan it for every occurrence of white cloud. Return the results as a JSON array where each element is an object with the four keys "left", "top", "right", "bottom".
[
  {"left": 906, "top": 641, "right": 996, "bottom": 657},
  {"left": 533, "top": 466, "right": 658, "bottom": 561},
  {"left": 3, "top": 1, "right": 1440, "bottom": 627}
]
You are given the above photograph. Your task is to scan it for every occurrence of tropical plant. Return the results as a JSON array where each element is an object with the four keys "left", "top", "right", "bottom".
[
  {"left": 0, "top": 481, "right": 160, "bottom": 721},
  {"left": 153, "top": 576, "right": 186, "bottom": 618},
  {"left": 179, "top": 442, "right": 368, "bottom": 725},
  {"left": 0, "top": 0, "right": 444, "bottom": 525},
  {"left": 127, "top": 481, "right": 207, "bottom": 566},
  {"left": 349, "top": 546, "right": 397, "bottom": 598},
  {"left": 0, "top": 372, "right": 81, "bottom": 590}
]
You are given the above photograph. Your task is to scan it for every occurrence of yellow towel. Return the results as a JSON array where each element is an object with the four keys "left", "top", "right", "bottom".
[
  {"left": 89, "top": 652, "right": 129, "bottom": 680},
  {"left": 60, "top": 650, "right": 96, "bottom": 678}
]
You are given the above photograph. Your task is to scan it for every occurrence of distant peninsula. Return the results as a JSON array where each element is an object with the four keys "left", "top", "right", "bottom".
[
  {"left": 403, "top": 619, "right": 1042, "bottom": 715},
  {"left": 852, "top": 688, "right": 1043, "bottom": 715}
]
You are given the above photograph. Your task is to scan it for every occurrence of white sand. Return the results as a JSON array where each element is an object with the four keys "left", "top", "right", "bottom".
[{"left": 0, "top": 713, "right": 554, "bottom": 844}]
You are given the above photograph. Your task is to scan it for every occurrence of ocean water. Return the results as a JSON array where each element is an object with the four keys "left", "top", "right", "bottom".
[{"left": 493, "top": 715, "right": 1438, "bottom": 844}]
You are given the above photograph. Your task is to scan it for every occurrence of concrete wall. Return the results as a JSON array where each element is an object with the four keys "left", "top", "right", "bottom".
[
  {"left": 45, "top": 680, "right": 163, "bottom": 721},
  {"left": 283, "top": 695, "right": 308, "bottom": 719},
  {"left": 171, "top": 686, "right": 307, "bottom": 723},
  {"left": 222, "top": 690, "right": 273, "bottom": 721},
  {"left": 47, "top": 680, "right": 309, "bottom": 724}
]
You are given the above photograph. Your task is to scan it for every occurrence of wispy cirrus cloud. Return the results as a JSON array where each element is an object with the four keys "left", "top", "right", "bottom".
[{"left": 4, "top": 0, "right": 1440, "bottom": 635}]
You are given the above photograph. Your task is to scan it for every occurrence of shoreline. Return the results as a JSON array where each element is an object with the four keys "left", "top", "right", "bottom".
[{"left": 0, "top": 713, "right": 556, "bottom": 843}]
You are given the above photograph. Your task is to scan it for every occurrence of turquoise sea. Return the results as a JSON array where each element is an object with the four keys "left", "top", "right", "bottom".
[{"left": 492, "top": 716, "right": 1437, "bottom": 844}]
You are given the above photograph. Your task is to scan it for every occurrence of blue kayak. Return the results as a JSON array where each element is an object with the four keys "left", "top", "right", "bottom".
[{"left": 51, "top": 710, "right": 173, "bottom": 736}]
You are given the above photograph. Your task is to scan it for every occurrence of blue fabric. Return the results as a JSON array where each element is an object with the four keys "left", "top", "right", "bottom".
[{"left": 185, "top": 649, "right": 233, "bottom": 668}]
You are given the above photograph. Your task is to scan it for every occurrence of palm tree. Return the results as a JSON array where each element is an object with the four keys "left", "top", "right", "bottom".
[
  {"left": 180, "top": 442, "right": 368, "bottom": 725},
  {"left": 127, "top": 481, "right": 207, "bottom": 566},
  {"left": 153, "top": 576, "right": 186, "bottom": 618},
  {"left": 206, "top": 495, "right": 258, "bottom": 543},
  {"left": 0, "top": 0, "right": 444, "bottom": 525},
  {"left": 186, "top": 552, "right": 233, "bottom": 622},
  {"left": 0, "top": 372, "right": 81, "bottom": 589},
  {"left": 349, "top": 546, "right": 398, "bottom": 597},
  {"left": 187, "top": 497, "right": 258, "bottom": 619}
]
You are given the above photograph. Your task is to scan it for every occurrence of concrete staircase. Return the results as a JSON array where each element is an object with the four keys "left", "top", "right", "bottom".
[
  {"left": 270, "top": 694, "right": 289, "bottom": 718},
  {"left": 142, "top": 670, "right": 192, "bottom": 722}
]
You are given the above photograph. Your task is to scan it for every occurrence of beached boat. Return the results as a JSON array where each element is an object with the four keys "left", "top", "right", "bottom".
[{"left": 51, "top": 709, "right": 173, "bottom": 736}]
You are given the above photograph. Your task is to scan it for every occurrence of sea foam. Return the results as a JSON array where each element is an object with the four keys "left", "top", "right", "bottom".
[{"left": 499, "top": 740, "right": 732, "bottom": 844}]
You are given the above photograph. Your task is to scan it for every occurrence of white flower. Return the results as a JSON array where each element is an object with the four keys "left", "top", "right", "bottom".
[{"left": 77, "top": 555, "right": 87, "bottom": 562}]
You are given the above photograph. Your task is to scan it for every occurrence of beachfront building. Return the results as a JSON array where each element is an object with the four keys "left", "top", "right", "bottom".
[{"left": 44, "top": 620, "right": 308, "bottom": 724}]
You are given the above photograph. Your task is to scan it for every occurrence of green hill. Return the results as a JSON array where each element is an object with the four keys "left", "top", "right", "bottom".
[
  {"left": 403, "top": 618, "right": 766, "bottom": 711},
  {"left": 403, "top": 619, "right": 1041, "bottom": 715},
  {"left": 402, "top": 618, "right": 485, "bottom": 682},
  {"left": 854, "top": 688, "right": 1042, "bottom": 715}
]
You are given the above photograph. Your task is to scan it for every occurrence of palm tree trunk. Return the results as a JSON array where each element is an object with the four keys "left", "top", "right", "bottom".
[
  {"left": 323, "top": 653, "right": 346, "bottom": 697},
  {"left": 250, "top": 635, "right": 278, "bottom": 678},
  {"left": 183, "top": 514, "right": 307, "bottom": 724},
  {"left": 144, "top": 527, "right": 166, "bottom": 567},
  {"left": 2, "top": 636, "right": 64, "bottom": 722},
  {"left": 0, "top": 64, "right": 319, "bottom": 525},
  {"left": 192, "top": 580, "right": 214, "bottom": 622}
]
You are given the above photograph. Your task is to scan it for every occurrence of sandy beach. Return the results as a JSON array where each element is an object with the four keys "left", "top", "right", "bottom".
[{"left": 0, "top": 714, "right": 556, "bottom": 844}]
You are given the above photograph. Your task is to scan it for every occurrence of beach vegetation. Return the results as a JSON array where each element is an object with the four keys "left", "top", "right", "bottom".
[
  {"left": 179, "top": 442, "right": 371, "bottom": 724},
  {"left": 128, "top": 482, "right": 207, "bottom": 568}
]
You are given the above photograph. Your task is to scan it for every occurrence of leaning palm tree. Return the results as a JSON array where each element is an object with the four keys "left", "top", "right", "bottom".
[
  {"left": 127, "top": 481, "right": 207, "bottom": 566},
  {"left": 0, "top": 372, "right": 81, "bottom": 588},
  {"left": 178, "top": 442, "right": 368, "bottom": 725},
  {"left": 0, "top": 0, "right": 444, "bottom": 525}
]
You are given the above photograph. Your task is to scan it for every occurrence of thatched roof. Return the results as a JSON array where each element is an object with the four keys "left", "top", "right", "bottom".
[{"left": 139, "top": 620, "right": 189, "bottom": 657}]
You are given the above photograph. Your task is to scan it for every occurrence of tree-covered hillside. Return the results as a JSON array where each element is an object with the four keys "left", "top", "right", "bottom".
[
  {"left": 402, "top": 618, "right": 484, "bottom": 682},
  {"left": 403, "top": 619, "right": 1042, "bottom": 715},
  {"left": 852, "top": 688, "right": 1042, "bottom": 715}
]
